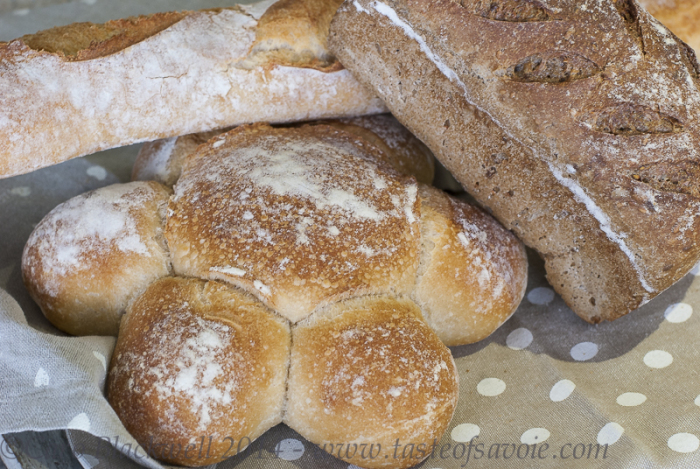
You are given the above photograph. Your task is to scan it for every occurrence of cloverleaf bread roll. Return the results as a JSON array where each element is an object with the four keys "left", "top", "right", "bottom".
[
  {"left": 330, "top": 0, "right": 700, "bottom": 323},
  {"left": 23, "top": 122, "right": 526, "bottom": 467},
  {"left": 0, "top": 0, "right": 387, "bottom": 178}
]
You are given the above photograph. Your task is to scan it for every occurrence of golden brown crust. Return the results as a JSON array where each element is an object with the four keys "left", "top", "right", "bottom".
[
  {"left": 21, "top": 181, "right": 171, "bottom": 336},
  {"left": 165, "top": 124, "right": 421, "bottom": 323},
  {"left": 640, "top": 0, "right": 700, "bottom": 52},
  {"left": 19, "top": 12, "right": 189, "bottom": 61},
  {"left": 133, "top": 114, "right": 434, "bottom": 187},
  {"left": 415, "top": 185, "right": 527, "bottom": 345},
  {"left": 285, "top": 296, "right": 458, "bottom": 469},
  {"left": 107, "top": 277, "right": 290, "bottom": 467},
  {"left": 238, "top": 0, "right": 345, "bottom": 71},
  {"left": 331, "top": 114, "right": 435, "bottom": 184},
  {"left": 132, "top": 130, "right": 226, "bottom": 187}
]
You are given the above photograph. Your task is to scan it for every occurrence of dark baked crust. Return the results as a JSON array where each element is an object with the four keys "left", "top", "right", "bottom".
[{"left": 330, "top": 0, "right": 700, "bottom": 322}]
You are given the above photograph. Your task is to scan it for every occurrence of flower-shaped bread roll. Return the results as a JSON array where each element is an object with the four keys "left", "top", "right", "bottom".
[{"left": 22, "top": 119, "right": 527, "bottom": 468}]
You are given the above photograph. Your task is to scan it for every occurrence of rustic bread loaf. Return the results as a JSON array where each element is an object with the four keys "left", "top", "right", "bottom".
[
  {"left": 639, "top": 0, "right": 700, "bottom": 52},
  {"left": 0, "top": 0, "right": 387, "bottom": 178},
  {"left": 24, "top": 122, "right": 526, "bottom": 467},
  {"left": 132, "top": 114, "right": 435, "bottom": 186},
  {"left": 330, "top": 0, "right": 700, "bottom": 323}
]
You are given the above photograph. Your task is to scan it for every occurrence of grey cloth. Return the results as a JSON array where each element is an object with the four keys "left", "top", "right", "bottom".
[{"left": 2, "top": 1, "right": 700, "bottom": 469}]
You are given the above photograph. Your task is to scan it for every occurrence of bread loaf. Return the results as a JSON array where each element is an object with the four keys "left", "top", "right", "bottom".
[
  {"left": 639, "top": 0, "right": 700, "bottom": 52},
  {"left": 132, "top": 114, "right": 435, "bottom": 186},
  {"left": 24, "top": 122, "right": 526, "bottom": 467},
  {"left": 0, "top": 0, "right": 387, "bottom": 178},
  {"left": 330, "top": 0, "right": 700, "bottom": 323}
]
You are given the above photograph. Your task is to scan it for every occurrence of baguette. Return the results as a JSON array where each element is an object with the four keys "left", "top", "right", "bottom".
[
  {"left": 330, "top": 0, "right": 700, "bottom": 323},
  {"left": 0, "top": 0, "right": 386, "bottom": 178}
]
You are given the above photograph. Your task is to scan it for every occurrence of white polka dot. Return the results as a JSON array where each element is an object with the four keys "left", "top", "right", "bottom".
[
  {"left": 527, "top": 287, "right": 555, "bottom": 305},
  {"left": 93, "top": 351, "right": 106, "bottom": 371},
  {"left": 668, "top": 433, "right": 700, "bottom": 453},
  {"left": 616, "top": 392, "right": 647, "bottom": 407},
  {"left": 694, "top": 395, "right": 700, "bottom": 407},
  {"left": 275, "top": 438, "right": 305, "bottom": 461},
  {"left": 664, "top": 303, "right": 692, "bottom": 323},
  {"left": 477, "top": 378, "right": 506, "bottom": 397},
  {"left": 68, "top": 413, "right": 91, "bottom": 432},
  {"left": 10, "top": 186, "right": 31, "bottom": 197},
  {"left": 86, "top": 165, "right": 107, "bottom": 180},
  {"left": 34, "top": 367, "right": 49, "bottom": 387},
  {"left": 644, "top": 350, "right": 673, "bottom": 369},
  {"left": 506, "top": 328, "right": 533, "bottom": 350},
  {"left": 549, "top": 379, "right": 576, "bottom": 402},
  {"left": 691, "top": 262, "right": 700, "bottom": 276},
  {"left": 12, "top": 8, "right": 29, "bottom": 15},
  {"left": 570, "top": 342, "right": 598, "bottom": 361},
  {"left": 451, "top": 423, "right": 480, "bottom": 442},
  {"left": 597, "top": 423, "right": 624, "bottom": 445},
  {"left": 520, "top": 428, "right": 550, "bottom": 444}
]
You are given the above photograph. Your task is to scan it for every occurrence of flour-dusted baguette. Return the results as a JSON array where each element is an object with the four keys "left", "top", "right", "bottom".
[
  {"left": 639, "top": 0, "right": 700, "bottom": 52},
  {"left": 330, "top": 0, "right": 700, "bottom": 323},
  {"left": 0, "top": 0, "right": 386, "bottom": 178}
]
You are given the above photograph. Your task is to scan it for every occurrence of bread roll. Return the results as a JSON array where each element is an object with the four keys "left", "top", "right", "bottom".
[
  {"left": 166, "top": 124, "right": 421, "bottom": 323},
  {"left": 26, "top": 122, "right": 525, "bottom": 468},
  {"left": 0, "top": 0, "right": 387, "bottom": 178},
  {"left": 21, "top": 181, "right": 170, "bottom": 336},
  {"left": 639, "top": 0, "right": 700, "bottom": 52},
  {"left": 416, "top": 185, "right": 527, "bottom": 345},
  {"left": 330, "top": 0, "right": 700, "bottom": 323},
  {"left": 132, "top": 114, "right": 434, "bottom": 186},
  {"left": 107, "top": 277, "right": 290, "bottom": 467},
  {"left": 285, "top": 296, "right": 458, "bottom": 469}
]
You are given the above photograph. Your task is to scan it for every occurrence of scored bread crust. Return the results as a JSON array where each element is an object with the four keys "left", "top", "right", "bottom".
[
  {"left": 330, "top": 0, "right": 700, "bottom": 322},
  {"left": 0, "top": 0, "right": 387, "bottom": 178}
]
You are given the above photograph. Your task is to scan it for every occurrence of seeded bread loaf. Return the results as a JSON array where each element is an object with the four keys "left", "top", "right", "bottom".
[
  {"left": 330, "top": 0, "right": 700, "bottom": 322},
  {"left": 0, "top": 0, "right": 387, "bottom": 178}
]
